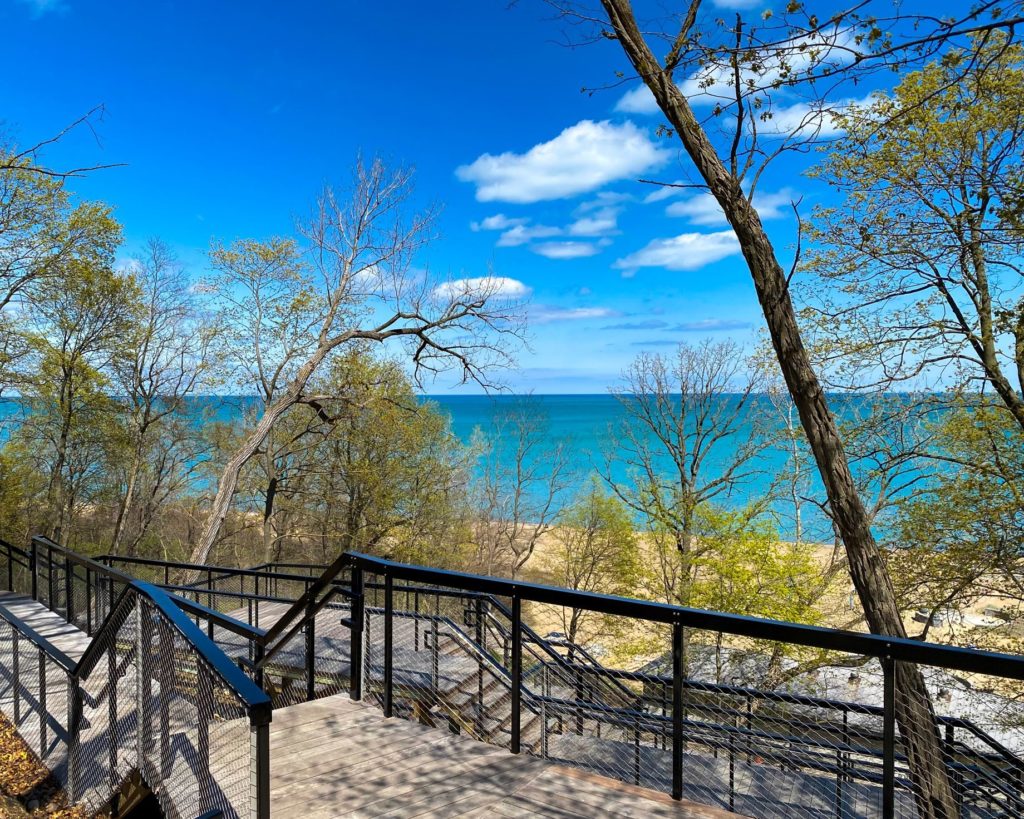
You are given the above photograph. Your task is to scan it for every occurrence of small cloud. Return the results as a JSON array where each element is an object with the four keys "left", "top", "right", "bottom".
[
  {"left": 667, "top": 319, "right": 752, "bottom": 332},
  {"left": 471, "top": 214, "right": 528, "bottom": 232},
  {"left": 603, "top": 319, "right": 669, "bottom": 330},
  {"left": 532, "top": 241, "right": 602, "bottom": 260},
  {"left": 615, "top": 85, "right": 660, "bottom": 115},
  {"left": 497, "top": 223, "right": 562, "bottom": 247},
  {"left": 666, "top": 188, "right": 795, "bottom": 226},
  {"left": 567, "top": 206, "right": 619, "bottom": 238},
  {"left": 614, "top": 230, "right": 740, "bottom": 275},
  {"left": 630, "top": 339, "right": 680, "bottom": 347},
  {"left": 643, "top": 183, "right": 687, "bottom": 204},
  {"left": 575, "top": 191, "right": 633, "bottom": 211},
  {"left": 532, "top": 305, "right": 622, "bottom": 323},
  {"left": 578, "top": 287, "right": 592, "bottom": 296},
  {"left": 433, "top": 276, "right": 531, "bottom": 300},
  {"left": 456, "top": 119, "right": 668, "bottom": 203}
]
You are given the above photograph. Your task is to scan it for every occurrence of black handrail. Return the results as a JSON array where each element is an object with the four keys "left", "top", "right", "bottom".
[
  {"left": 5, "top": 537, "right": 274, "bottom": 819},
  {"left": 30, "top": 537, "right": 271, "bottom": 717},
  {"left": 46, "top": 546, "right": 1024, "bottom": 817},
  {"left": 346, "top": 552, "right": 1024, "bottom": 681}
]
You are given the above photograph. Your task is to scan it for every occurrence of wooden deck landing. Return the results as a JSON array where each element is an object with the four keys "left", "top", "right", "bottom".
[{"left": 267, "top": 692, "right": 744, "bottom": 818}]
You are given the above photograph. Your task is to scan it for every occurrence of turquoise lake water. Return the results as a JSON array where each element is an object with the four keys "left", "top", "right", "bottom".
[{"left": 0, "top": 393, "right": 939, "bottom": 542}]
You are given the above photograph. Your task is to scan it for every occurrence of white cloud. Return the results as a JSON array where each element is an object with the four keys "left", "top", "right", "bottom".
[
  {"left": 617, "top": 29, "right": 861, "bottom": 113},
  {"left": 669, "top": 318, "right": 752, "bottom": 332},
  {"left": 496, "top": 223, "right": 563, "bottom": 247},
  {"left": 615, "top": 86, "right": 661, "bottom": 115},
  {"left": 756, "top": 97, "right": 875, "bottom": 138},
  {"left": 577, "top": 191, "right": 633, "bottom": 210},
  {"left": 532, "top": 305, "right": 621, "bottom": 323},
  {"left": 666, "top": 188, "right": 795, "bottom": 225},
  {"left": 532, "top": 241, "right": 603, "bottom": 260},
  {"left": 643, "top": 183, "right": 686, "bottom": 204},
  {"left": 568, "top": 206, "right": 619, "bottom": 237},
  {"left": 434, "top": 276, "right": 531, "bottom": 300},
  {"left": 614, "top": 230, "right": 740, "bottom": 274},
  {"left": 456, "top": 120, "right": 668, "bottom": 203},
  {"left": 471, "top": 214, "right": 527, "bottom": 232},
  {"left": 665, "top": 194, "right": 728, "bottom": 226}
]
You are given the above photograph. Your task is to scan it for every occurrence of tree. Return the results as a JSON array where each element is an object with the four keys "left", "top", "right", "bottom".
[
  {"left": 0, "top": 143, "right": 119, "bottom": 394},
  {"left": 544, "top": 1, "right": 990, "bottom": 812},
  {"left": 271, "top": 348, "right": 473, "bottom": 567},
  {"left": 606, "top": 338, "right": 770, "bottom": 608},
  {"left": 544, "top": 478, "right": 639, "bottom": 649},
  {"left": 188, "top": 159, "right": 522, "bottom": 565},
  {"left": 16, "top": 214, "right": 131, "bottom": 543},
  {"left": 471, "top": 397, "right": 571, "bottom": 578},
  {"left": 108, "top": 239, "right": 216, "bottom": 554},
  {"left": 688, "top": 509, "right": 824, "bottom": 685},
  {"left": 805, "top": 39, "right": 1024, "bottom": 429},
  {"left": 890, "top": 402, "right": 1024, "bottom": 647}
]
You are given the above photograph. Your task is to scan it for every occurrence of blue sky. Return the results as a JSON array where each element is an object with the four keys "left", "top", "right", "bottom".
[{"left": 1, "top": 0, "right": 928, "bottom": 392}]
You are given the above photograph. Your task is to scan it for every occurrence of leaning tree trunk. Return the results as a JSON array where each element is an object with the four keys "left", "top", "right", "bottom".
[
  {"left": 599, "top": 2, "right": 957, "bottom": 815},
  {"left": 187, "top": 345, "right": 332, "bottom": 569}
]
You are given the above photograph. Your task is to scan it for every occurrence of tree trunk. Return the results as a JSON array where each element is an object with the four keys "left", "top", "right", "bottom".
[
  {"left": 188, "top": 346, "right": 331, "bottom": 567},
  {"left": 599, "top": 3, "right": 956, "bottom": 815},
  {"left": 110, "top": 439, "right": 144, "bottom": 554}
]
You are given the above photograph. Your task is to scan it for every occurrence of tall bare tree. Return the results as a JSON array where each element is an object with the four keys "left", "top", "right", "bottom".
[
  {"left": 472, "top": 397, "right": 571, "bottom": 578},
  {"left": 188, "top": 159, "right": 522, "bottom": 565},
  {"left": 109, "top": 239, "right": 216, "bottom": 554},
  {"left": 606, "top": 338, "right": 770, "bottom": 608}
]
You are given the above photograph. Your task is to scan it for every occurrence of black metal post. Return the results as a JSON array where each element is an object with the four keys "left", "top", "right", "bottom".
[
  {"left": 47, "top": 549, "right": 55, "bottom": 610},
  {"left": 64, "top": 555, "right": 73, "bottom": 622},
  {"left": 6, "top": 545, "right": 12, "bottom": 591},
  {"left": 883, "top": 654, "right": 895, "bottom": 819},
  {"left": 254, "top": 719, "right": 270, "bottom": 819},
  {"left": 305, "top": 598, "right": 316, "bottom": 702},
  {"left": 30, "top": 539, "right": 37, "bottom": 602},
  {"left": 384, "top": 573, "right": 394, "bottom": 718},
  {"left": 672, "top": 620, "right": 683, "bottom": 801},
  {"left": 511, "top": 592, "right": 522, "bottom": 755},
  {"left": 85, "top": 570, "right": 92, "bottom": 635},
  {"left": 349, "top": 566, "right": 363, "bottom": 701}
]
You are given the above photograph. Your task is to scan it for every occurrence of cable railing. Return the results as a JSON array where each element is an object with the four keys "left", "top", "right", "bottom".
[
  {"left": 68, "top": 549, "right": 1024, "bottom": 817},
  {"left": 0, "top": 537, "right": 272, "bottom": 819}
]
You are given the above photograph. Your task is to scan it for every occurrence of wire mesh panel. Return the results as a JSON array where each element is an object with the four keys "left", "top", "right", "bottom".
[
  {"left": 68, "top": 595, "right": 256, "bottom": 818},
  {"left": 897, "top": 661, "right": 1024, "bottom": 819},
  {"left": 0, "top": 616, "right": 73, "bottom": 777}
]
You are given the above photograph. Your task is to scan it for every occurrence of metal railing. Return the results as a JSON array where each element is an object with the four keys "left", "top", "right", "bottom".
[
  {"left": 0, "top": 538, "right": 272, "bottom": 819},
  {"left": 99, "top": 549, "right": 1024, "bottom": 818}
]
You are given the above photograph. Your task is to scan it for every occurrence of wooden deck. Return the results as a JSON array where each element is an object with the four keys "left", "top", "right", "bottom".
[
  {"left": 0, "top": 592, "right": 742, "bottom": 818},
  {"left": 266, "top": 693, "right": 743, "bottom": 818}
]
